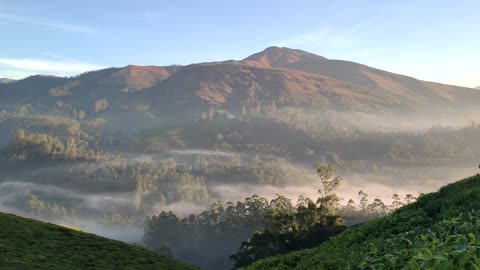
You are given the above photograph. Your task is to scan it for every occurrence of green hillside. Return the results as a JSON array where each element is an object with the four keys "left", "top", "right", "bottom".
[
  {"left": 243, "top": 175, "right": 480, "bottom": 270},
  {"left": 0, "top": 212, "right": 199, "bottom": 270}
]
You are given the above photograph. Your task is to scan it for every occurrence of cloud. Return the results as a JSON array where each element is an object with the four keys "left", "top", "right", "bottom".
[
  {"left": 342, "top": 17, "right": 378, "bottom": 35},
  {"left": 0, "top": 13, "right": 98, "bottom": 34},
  {"left": 274, "top": 17, "right": 381, "bottom": 56},
  {"left": 0, "top": 57, "right": 104, "bottom": 77},
  {"left": 142, "top": 8, "right": 175, "bottom": 22}
]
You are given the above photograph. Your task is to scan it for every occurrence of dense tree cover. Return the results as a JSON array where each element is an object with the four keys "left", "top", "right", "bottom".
[
  {"left": 242, "top": 175, "right": 480, "bottom": 270},
  {"left": 338, "top": 191, "right": 418, "bottom": 225},
  {"left": 0, "top": 129, "right": 116, "bottom": 162},
  {"left": 0, "top": 102, "right": 478, "bottom": 270},
  {"left": 144, "top": 195, "right": 270, "bottom": 270},
  {"left": 0, "top": 212, "right": 199, "bottom": 270},
  {"left": 4, "top": 102, "right": 480, "bottom": 170},
  {"left": 143, "top": 164, "right": 415, "bottom": 270},
  {"left": 182, "top": 108, "right": 480, "bottom": 166},
  {"left": 230, "top": 164, "right": 345, "bottom": 268},
  {"left": 192, "top": 154, "right": 315, "bottom": 185},
  {"left": 230, "top": 164, "right": 416, "bottom": 268}
]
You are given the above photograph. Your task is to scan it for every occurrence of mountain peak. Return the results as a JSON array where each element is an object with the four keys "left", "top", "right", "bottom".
[{"left": 243, "top": 47, "right": 327, "bottom": 68}]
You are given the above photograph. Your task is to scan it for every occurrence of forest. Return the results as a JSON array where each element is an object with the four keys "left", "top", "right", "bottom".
[{"left": 1, "top": 98, "right": 471, "bottom": 269}]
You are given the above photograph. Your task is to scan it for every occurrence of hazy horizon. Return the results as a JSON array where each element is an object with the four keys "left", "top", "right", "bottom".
[{"left": 0, "top": 1, "right": 479, "bottom": 87}]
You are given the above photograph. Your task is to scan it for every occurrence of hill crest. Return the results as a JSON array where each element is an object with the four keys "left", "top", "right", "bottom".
[
  {"left": 0, "top": 211, "right": 199, "bottom": 269},
  {"left": 1, "top": 47, "right": 479, "bottom": 115}
]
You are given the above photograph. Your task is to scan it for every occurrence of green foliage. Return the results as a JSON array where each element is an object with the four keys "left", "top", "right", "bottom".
[
  {"left": 193, "top": 154, "right": 315, "bottom": 185},
  {"left": 144, "top": 195, "right": 270, "bottom": 270},
  {"left": 232, "top": 164, "right": 345, "bottom": 268},
  {"left": 0, "top": 212, "right": 199, "bottom": 270},
  {"left": 359, "top": 212, "right": 480, "bottom": 269},
  {"left": 241, "top": 175, "right": 480, "bottom": 270},
  {"left": 0, "top": 129, "right": 115, "bottom": 162}
]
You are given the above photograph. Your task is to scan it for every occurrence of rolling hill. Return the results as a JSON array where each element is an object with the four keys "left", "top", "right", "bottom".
[
  {"left": 0, "top": 212, "right": 199, "bottom": 270},
  {"left": 0, "top": 47, "right": 478, "bottom": 117},
  {"left": 242, "top": 175, "right": 480, "bottom": 270}
]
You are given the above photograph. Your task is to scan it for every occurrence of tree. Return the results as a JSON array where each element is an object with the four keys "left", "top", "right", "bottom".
[
  {"left": 231, "top": 163, "right": 345, "bottom": 269},
  {"left": 16, "top": 128, "right": 26, "bottom": 141},
  {"left": 391, "top": 193, "right": 404, "bottom": 210},
  {"left": 28, "top": 194, "right": 46, "bottom": 216},
  {"left": 94, "top": 98, "right": 109, "bottom": 113},
  {"left": 78, "top": 110, "right": 86, "bottom": 120},
  {"left": 315, "top": 163, "right": 342, "bottom": 218},
  {"left": 404, "top": 194, "right": 417, "bottom": 204},
  {"left": 358, "top": 190, "right": 369, "bottom": 211}
]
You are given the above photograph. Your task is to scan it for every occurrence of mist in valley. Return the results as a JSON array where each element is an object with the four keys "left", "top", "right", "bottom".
[{"left": 1, "top": 94, "right": 480, "bottom": 269}]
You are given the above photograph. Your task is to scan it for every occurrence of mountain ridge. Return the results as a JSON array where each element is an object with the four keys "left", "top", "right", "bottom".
[{"left": 1, "top": 47, "right": 478, "bottom": 115}]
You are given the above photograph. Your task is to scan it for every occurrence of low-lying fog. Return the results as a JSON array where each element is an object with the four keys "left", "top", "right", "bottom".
[{"left": 1, "top": 160, "right": 476, "bottom": 243}]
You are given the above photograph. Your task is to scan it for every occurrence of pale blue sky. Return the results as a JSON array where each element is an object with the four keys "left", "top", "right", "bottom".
[{"left": 0, "top": 0, "right": 478, "bottom": 87}]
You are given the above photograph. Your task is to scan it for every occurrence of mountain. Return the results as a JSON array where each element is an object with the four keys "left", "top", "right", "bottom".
[
  {"left": 242, "top": 175, "right": 480, "bottom": 270},
  {"left": 0, "top": 78, "right": 15, "bottom": 84},
  {"left": 476, "top": 86, "right": 480, "bottom": 89},
  {"left": 1, "top": 47, "right": 479, "bottom": 115},
  {"left": 0, "top": 212, "right": 199, "bottom": 270},
  {"left": 242, "top": 47, "right": 479, "bottom": 108}
]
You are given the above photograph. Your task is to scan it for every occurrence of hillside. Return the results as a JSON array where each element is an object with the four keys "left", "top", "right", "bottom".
[
  {"left": 1, "top": 47, "right": 479, "bottom": 116},
  {"left": 0, "top": 78, "right": 15, "bottom": 84},
  {"left": 0, "top": 212, "right": 199, "bottom": 270},
  {"left": 243, "top": 175, "right": 480, "bottom": 270}
]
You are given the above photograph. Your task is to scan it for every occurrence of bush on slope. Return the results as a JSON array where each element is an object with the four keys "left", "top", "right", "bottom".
[
  {"left": 0, "top": 212, "right": 199, "bottom": 270},
  {"left": 242, "top": 175, "right": 480, "bottom": 270}
]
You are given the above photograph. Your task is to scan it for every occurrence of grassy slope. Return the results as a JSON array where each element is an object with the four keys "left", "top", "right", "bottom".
[
  {"left": 0, "top": 212, "right": 199, "bottom": 270},
  {"left": 243, "top": 175, "right": 480, "bottom": 270}
]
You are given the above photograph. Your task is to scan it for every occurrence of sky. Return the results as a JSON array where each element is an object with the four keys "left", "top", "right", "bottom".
[{"left": 0, "top": 0, "right": 478, "bottom": 87}]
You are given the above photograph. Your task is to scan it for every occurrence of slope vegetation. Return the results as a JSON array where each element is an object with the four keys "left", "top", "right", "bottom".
[
  {"left": 0, "top": 212, "right": 199, "bottom": 270},
  {"left": 243, "top": 175, "right": 480, "bottom": 269}
]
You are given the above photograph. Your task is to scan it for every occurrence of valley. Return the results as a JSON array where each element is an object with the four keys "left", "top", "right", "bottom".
[{"left": 0, "top": 47, "right": 479, "bottom": 269}]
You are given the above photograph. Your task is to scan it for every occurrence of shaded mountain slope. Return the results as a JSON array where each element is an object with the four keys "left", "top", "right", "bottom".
[{"left": 0, "top": 212, "right": 199, "bottom": 270}]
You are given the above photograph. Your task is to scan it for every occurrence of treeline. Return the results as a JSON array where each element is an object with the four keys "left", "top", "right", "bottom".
[
  {"left": 0, "top": 128, "right": 318, "bottom": 208},
  {"left": 27, "top": 194, "right": 77, "bottom": 224},
  {"left": 0, "top": 129, "right": 117, "bottom": 162},
  {"left": 143, "top": 164, "right": 417, "bottom": 270},
  {"left": 188, "top": 108, "right": 480, "bottom": 165}
]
